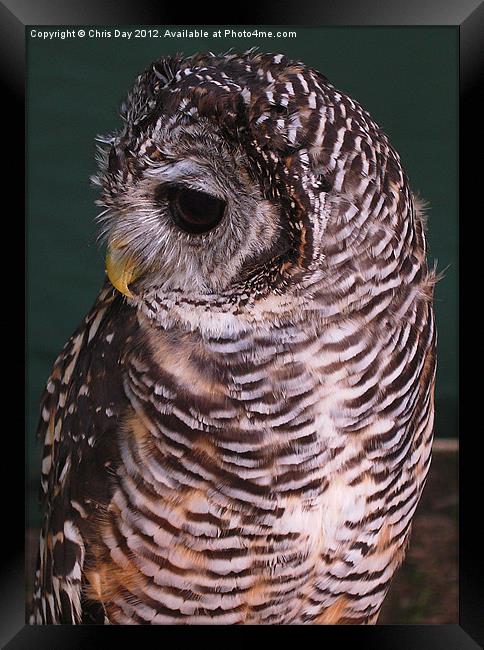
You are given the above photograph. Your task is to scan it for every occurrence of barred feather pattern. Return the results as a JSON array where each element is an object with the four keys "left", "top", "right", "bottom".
[{"left": 31, "top": 50, "right": 437, "bottom": 625}]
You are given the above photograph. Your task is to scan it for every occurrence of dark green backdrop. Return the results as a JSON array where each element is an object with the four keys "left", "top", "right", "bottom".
[{"left": 27, "top": 27, "right": 458, "bottom": 527}]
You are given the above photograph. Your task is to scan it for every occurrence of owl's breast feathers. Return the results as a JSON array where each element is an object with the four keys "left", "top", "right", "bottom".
[{"left": 32, "top": 267, "right": 436, "bottom": 624}]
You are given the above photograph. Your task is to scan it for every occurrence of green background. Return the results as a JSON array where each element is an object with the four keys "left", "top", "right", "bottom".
[{"left": 27, "top": 27, "right": 458, "bottom": 527}]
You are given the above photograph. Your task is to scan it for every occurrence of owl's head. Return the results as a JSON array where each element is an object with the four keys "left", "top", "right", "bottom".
[{"left": 94, "top": 50, "right": 412, "bottom": 332}]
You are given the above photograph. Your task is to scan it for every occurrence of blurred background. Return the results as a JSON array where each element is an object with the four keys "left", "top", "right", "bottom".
[{"left": 26, "top": 26, "right": 458, "bottom": 623}]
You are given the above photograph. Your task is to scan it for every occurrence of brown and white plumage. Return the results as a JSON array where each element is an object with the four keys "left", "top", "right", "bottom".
[{"left": 31, "top": 50, "right": 437, "bottom": 625}]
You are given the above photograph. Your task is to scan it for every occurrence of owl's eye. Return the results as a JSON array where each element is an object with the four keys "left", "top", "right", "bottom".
[{"left": 167, "top": 187, "right": 226, "bottom": 235}]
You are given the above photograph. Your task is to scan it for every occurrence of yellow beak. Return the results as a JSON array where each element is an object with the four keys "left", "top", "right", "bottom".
[{"left": 105, "top": 245, "right": 140, "bottom": 298}]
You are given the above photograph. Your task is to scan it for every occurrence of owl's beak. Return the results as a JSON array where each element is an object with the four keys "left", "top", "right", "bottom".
[{"left": 105, "top": 244, "right": 140, "bottom": 298}]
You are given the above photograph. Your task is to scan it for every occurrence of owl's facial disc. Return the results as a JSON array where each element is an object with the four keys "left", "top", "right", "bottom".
[{"left": 101, "top": 121, "right": 283, "bottom": 298}]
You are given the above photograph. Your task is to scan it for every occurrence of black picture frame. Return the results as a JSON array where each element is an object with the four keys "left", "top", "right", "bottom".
[{"left": 5, "top": 0, "right": 481, "bottom": 647}]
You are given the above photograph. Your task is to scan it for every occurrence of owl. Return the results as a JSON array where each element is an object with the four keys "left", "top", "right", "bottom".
[{"left": 31, "top": 50, "right": 437, "bottom": 625}]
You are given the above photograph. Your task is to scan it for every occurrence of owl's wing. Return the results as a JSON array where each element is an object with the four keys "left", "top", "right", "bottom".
[{"left": 30, "top": 283, "right": 138, "bottom": 624}]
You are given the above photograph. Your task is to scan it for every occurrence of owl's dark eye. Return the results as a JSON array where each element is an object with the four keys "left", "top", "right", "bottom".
[{"left": 166, "top": 187, "right": 226, "bottom": 235}]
